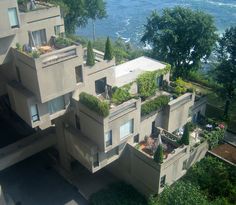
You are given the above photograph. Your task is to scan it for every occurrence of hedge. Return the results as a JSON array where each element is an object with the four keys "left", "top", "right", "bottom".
[
  {"left": 141, "top": 95, "right": 170, "bottom": 116},
  {"left": 79, "top": 92, "right": 109, "bottom": 117},
  {"left": 111, "top": 86, "right": 131, "bottom": 105}
]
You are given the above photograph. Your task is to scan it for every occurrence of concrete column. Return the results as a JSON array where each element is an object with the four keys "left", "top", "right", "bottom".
[
  {"left": 55, "top": 117, "right": 71, "bottom": 171},
  {"left": 0, "top": 186, "right": 7, "bottom": 205}
]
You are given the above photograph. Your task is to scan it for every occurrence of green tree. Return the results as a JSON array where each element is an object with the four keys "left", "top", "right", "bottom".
[
  {"left": 215, "top": 27, "right": 236, "bottom": 119},
  {"left": 104, "top": 37, "right": 113, "bottom": 60},
  {"left": 149, "top": 181, "right": 208, "bottom": 205},
  {"left": 86, "top": 41, "right": 95, "bottom": 66},
  {"left": 50, "top": 0, "right": 88, "bottom": 33},
  {"left": 180, "top": 123, "right": 190, "bottom": 145},
  {"left": 85, "top": 0, "right": 107, "bottom": 41},
  {"left": 141, "top": 7, "right": 217, "bottom": 79},
  {"left": 154, "top": 144, "right": 163, "bottom": 164},
  {"left": 185, "top": 157, "right": 236, "bottom": 203}
]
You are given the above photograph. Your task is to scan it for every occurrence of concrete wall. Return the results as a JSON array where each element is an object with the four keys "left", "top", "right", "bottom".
[
  {"left": 163, "top": 93, "right": 195, "bottom": 132},
  {"left": 73, "top": 59, "right": 116, "bottom": 101},
  {"left": 78, "top": 98, "right": 141, "bottom": 153},
  {"left": 7, "top": 81, "right": 71, "bottom": 129},
  {"left": 13, "top": 45, "right": 83, "bottom": 103},
  {"left": 0, "top": 0, "right": 64, "bottom": 65},
  {"left": 108, "top": 140, "right": 208, "bottom": 196}
]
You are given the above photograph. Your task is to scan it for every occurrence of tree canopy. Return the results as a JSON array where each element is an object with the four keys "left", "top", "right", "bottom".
[
  {"left": 215, "top": 27, "right": 236, "bottom": 119},
  {"left": 141, "top": 7, "right": 217, "bottom": 79},
  {"left": 154, "top": 144, "right": 163, "bottom": 164},
  {"left": 50, "top": 0, "right": 107, "bottom": 34},
  {"left": 104, "top": 37, "right": 113, "bottom": 60},
  {"left": 180, "top": 123, "right": 190, "bottom": 145},
  {"left": 86, "top": 41, "right": 95, "bottom": 66}
]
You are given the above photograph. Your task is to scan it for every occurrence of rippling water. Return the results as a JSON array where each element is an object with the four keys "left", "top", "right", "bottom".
[{"left": 76, "top": 0, "right": 236, "bottom": 46}]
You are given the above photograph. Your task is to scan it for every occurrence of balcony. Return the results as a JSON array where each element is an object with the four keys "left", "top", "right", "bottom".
[{"left": 12, "top": 37, "right": 83, "bottom": 103}]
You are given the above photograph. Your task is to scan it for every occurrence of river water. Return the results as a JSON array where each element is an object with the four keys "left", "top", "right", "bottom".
[{"left": 76, "top": 0, "right": 236, "bottom": 46}]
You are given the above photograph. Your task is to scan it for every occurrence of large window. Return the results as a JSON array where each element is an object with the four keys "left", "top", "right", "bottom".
[
  {"left": 75, "top": 65, "right": 83, "bottom": 83},
  {"left": 160, "top": 175, "right": 166, "bottom": 188},
  {"left": 48, "top": 96, "right": 65, "bottom": 114},
  {"left": 32, "top": 29, "right": 47, "bottom": 46},
  {"left": 95, "top": 77, "right": 107, "bottom": 94},
  {"left": 120, "top": 119, "right": 134, "bottom": 140},
  {"left": 54, "top": 25, "right": 61, "bottom": 36},
  {"left": 105, "top": 130, "right": 112, "bottom": 147},
  {"left": 30, "top": 104, "right": 39, "bottom": 122},
  {"left": 8, "top": 8, "right": 19, "bottom": 28}
]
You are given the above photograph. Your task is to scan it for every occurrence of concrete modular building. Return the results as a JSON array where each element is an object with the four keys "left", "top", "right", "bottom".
[{"left": 0, "top": 0, "right": 208, "bottom": 196}]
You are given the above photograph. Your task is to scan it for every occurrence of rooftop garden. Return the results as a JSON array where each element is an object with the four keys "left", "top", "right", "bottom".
[
  {"left": 15, "top": 36, "right": 76, "bottom": 59},
  {"left": 79, "top": 92, "right": 110, "bottom": 117}
]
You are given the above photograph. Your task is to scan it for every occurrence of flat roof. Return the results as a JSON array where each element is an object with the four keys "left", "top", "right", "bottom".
[
  {"left": 211, "top": 143, "right": 236, "bottom": 165},
  {"left": 114, "top": 56, "right": 166, "bottom": 87}
]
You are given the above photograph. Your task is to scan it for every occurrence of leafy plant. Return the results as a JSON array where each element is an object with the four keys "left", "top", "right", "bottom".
[
  {"left": 180, "top": 123, "right": 190, "bottom": 145},
  {"left": 154, "top": 144, "right": 164, "bottom": 164},
  {"left": 79, "top": 92, "right": 109, "bottom": 117},
  {"left": 86, "top": 41, "right": 95, "bottom": 66},
  {"left": 111, "top": 87, "right": 131, "bottom": 105},
  {"left": 55, "top": 37, "right": 73, "bottom": 47},
  {"left": 104, "top": 37, "right": 113, "bottom": 60},
  {"left": 141, "top": 95, "right": 170, "bottom": 116},
  {"left": 16, "top": 43, "right": 23, "bottom": 52},
  {"left": 29, "top": 50, "right": 41, "bottom": 58},
  {"left": 202, "top": 128, "right": 225, "bottom": 149}
]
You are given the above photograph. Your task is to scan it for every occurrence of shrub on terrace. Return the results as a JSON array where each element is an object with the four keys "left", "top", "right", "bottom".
[
  {"left": 79, "top": 92, "right": 109, "bottom": 117},
  {"left": 180, "top": 123, "right": 190, "bottom": 145},
  {"left": 154, "top": 144, "right": 164, "bottom": 164},
  {"left": 104, "top": 37, "right": 113, "bottom": 60},
  {"left": 86, "top": 41, "right": 95, "bottom": 66},
  {"left": 137, "top": 71, "right": 157, "bottom": 99},
  {"left": 141, "top": 95, "right": 170, "bottom": 116},
  {"left": 111, "top": 86, "right": 131, "bottom": 105},
  {"left": 202, "top": 128, "right": 225, "bottom": 149}
]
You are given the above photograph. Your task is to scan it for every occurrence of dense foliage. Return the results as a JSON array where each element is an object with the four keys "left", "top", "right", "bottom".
[
  {"left": 137, "top": 72, "right": 157, "bottom": 99},
  {"left": 90, "top": 182, "right": 147, "bottom": 205},
  {"left": 111, "top": 86, "right": 131, "bottom": 105},
  {"left": 149, "top": 181, "right": 208, "bottom": 205},
  {"left": 79, "top": 92, "right": 109, "bottom": 117},
  {"left": 154, "top": 144, "right": 164, "bottom": 164},
  {"left": 185, "top": 157, "right": 236, "bottom": 204},
  {"left": 49, "top": 0, "right": 106, "bottom": 34},
  {"left": 141, "top": 7, "right": 217, "bottom": 79},
  {"left": 180, "top": 123, "right": 190, "bottom": 145},
  {"left": 104, "top": 37, "right": 113, "bottom": 60},
  {"left": 202, "top": 128, "right": 224, "bottom": 149},
  {"left": 141, "top": 95, "right": 170, "bottom": 116},
  {"left": 86, "top": 41, "right": 95, "bottom": 66},
  {"left": 215, "top": 26, "right": 236, "bottom": 119}
]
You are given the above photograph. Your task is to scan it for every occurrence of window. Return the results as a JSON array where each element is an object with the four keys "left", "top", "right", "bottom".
[
  {"left": 48, "top": 96, "right": 65, "bottom": 114},
  {"left": 105, "top": 130, "right": 112, "bottom": 147},
  {"left": 32, "top": 29, "right": 47, "bottom": 46},
  {"left": 93, "top": 154, "right": 99, "bottom": 167},
  {"left": 75, "top": 115, "right": 80, "bottom": 130},
  {"left": 16, "top": 66, "right": 21, "bottom": 83},
  {"left": 133, "top": 134, "right": 139, "bottom": 143},
  {"left": 160, "top": 175, "right": 166, "bottom": 188},
  {"left": 8, "top": 8, "right": 19, "bottom": 28},
  {"left": 75, "top": 65, "right": 83, "bottom": 83},
  {"left": 54, "top": 25, "right": 61, "bottom": 36},
  {"left": 30, "top": 104, "right": 39, "bottom": 122},
  {"left": 95, "top": 77, "right": 107, "bottom": 94},
  {"left": 120, "top": 119, "right": 134, "bottom": 140},
  {"left": 157, "top": 75, "right": 163, "bottom": 87},
  {"left": 182, "top": 160, "right": 188, "bottom": 170}
]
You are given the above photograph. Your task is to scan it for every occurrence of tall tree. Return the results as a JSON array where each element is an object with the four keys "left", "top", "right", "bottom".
[
  {"left": 216, "top": 27, "right": 236, "bottom": 119},
  {"left": 50, "top": 0, "right": 88, "bottom": 34},
  {"left": 180, "top": 123, "right": 190, "bottom": 145},
  {"left": 154, "top": 144, "right": 163, "bottom": 164},
  {"left": 104, "top": 37, "right": 113, "bottom": 60},
  {"left": 141, "top": 7, "right": 217, "bottom": 79},
  {"left": 86, "top": 41, "right": 95, "bottom": 66},
  {"left": 85, "top": 0, "right": 107, "bottom": 41}
]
